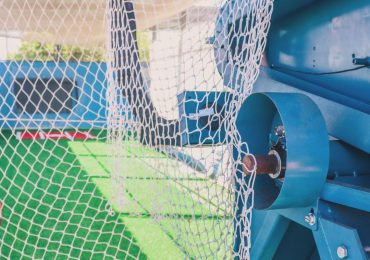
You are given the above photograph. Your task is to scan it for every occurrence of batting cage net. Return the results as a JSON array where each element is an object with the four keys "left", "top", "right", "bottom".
[{"left": 0, "top": 0, "right": 273, "bottom": 259}]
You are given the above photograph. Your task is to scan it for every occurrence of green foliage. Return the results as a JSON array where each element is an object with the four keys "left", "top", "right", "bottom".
[
  {"left": 9, "top": 32, "right": 150, "bottom": 63},
  {"left": 137, "top": 31, "right": 150, "bottom": 62},
  {"left": 8, "top": 41, "right": 105, "bottom": 62}
]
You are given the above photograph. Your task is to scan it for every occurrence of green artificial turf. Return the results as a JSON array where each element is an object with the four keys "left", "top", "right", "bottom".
[{"left": 0, "top": 130, "right": 231, "bottom": 259}]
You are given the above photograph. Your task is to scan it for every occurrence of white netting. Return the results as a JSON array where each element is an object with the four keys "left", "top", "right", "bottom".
[{"left": 0, "top": 0, "right": 273, "bottom": 259}]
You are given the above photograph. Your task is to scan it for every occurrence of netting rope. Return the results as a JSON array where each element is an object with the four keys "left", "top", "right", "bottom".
[{"left": 0, "top": 0, "right": 273, "bottom": 259}]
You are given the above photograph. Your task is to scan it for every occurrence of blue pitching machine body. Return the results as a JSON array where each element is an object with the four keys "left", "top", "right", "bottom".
[
  {"left": 177, "top": 91, "right": 233, "bottom": 145},
  {"left": 212, "top": 0, "right": 370, "bottom": 259}
]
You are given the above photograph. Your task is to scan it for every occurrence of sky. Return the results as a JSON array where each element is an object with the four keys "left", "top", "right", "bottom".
[{"left": 0, "top": 0, "right": 222, "bottom": 60}]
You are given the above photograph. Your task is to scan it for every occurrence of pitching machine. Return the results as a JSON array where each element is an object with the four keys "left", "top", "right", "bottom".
[
  {"left": 217, "top": 0, "right": 370, "bottom": 259},
  {"left": 181, "top": 0, "right": 370, "bottom": 259}
]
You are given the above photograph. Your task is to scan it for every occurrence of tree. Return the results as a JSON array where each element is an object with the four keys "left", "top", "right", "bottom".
[
  {"left": 9, "top": 32, "right": 150, "bottom": 63},
  {"left": 8, "top": 41, "right": 105, "bottom": 62},
  {"left": 137, "top": 31, "right": 150, "bottom": 62}
]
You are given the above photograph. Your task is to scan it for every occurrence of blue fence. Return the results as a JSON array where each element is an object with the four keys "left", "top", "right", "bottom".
[{"left": 0, "top": 61, "right": 108, "bottom": 130}]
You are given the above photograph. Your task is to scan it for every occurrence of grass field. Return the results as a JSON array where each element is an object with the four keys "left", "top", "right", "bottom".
[{"left": 0, "top": 130, "right": 231, "bottom": 259}]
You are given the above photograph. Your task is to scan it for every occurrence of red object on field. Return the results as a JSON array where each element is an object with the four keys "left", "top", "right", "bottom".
[
  {"left": 44, "top": 132, "right": 69, "bottom": 139},
  {"left": 18, "top": 131, "right": 44, "bottom": 140},
  {"left": 16, "top": 131, "right": 95, "bottom": 140},
  {"left": 65, "top": 131, "right": 95, "bottom": 140}
]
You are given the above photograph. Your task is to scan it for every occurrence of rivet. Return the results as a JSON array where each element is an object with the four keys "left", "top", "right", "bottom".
[
  {"left": 304, "top": 212, "right": 316, "bottom": 226},
  {"left": 337, "top": 245, "right": 348, "bottom": 259}
]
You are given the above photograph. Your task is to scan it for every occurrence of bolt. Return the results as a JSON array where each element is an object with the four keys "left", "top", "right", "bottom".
[
  {"left": 337, "top": 246, "right": 348, "bottom": 259},
  {"left": 304, "top": 212, "right": 316, "bottom": 226},
  {"left": 274, "top": 125, "right": 285, "bottom": 138}
]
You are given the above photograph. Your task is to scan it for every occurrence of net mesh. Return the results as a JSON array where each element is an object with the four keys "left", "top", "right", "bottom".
[{"left": 0, "top": 0, "right": 273, "bottom": 259}]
